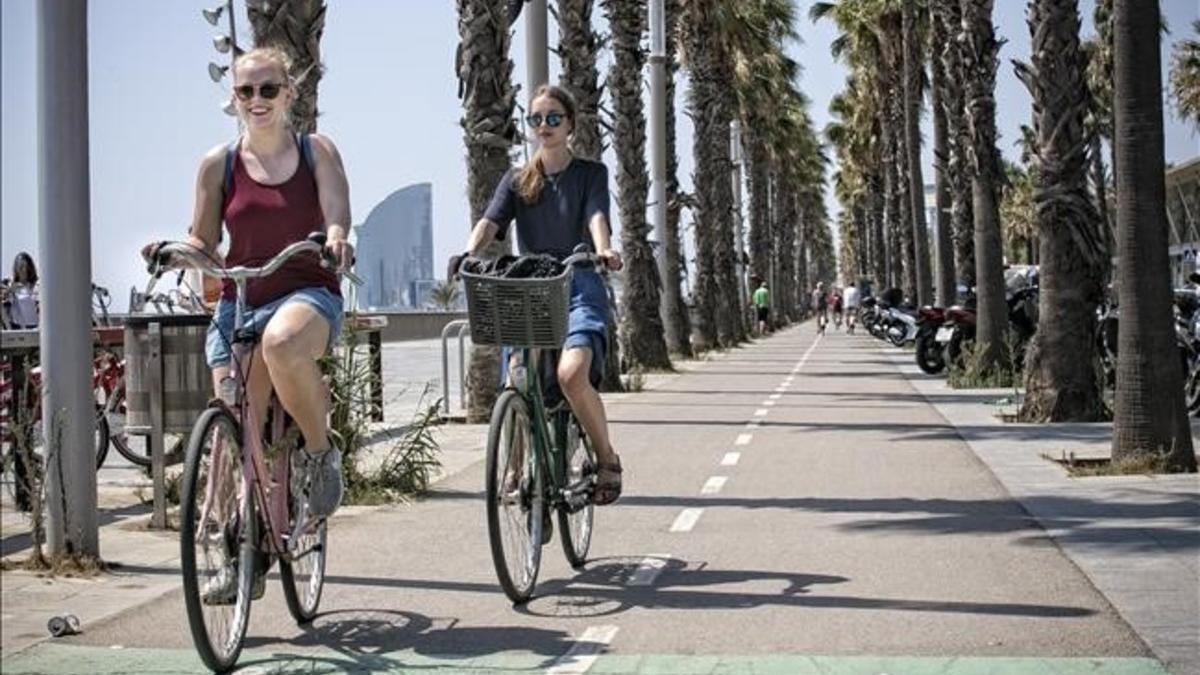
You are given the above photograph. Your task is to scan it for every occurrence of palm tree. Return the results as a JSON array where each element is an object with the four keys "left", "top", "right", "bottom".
[
  {"left": 602, "top": 0, "right": 672, "bottom": 369},
  {"left": 557, "top": 0, "right": 605, "bottom": 158},
  {"left": 556, "top": 0, "right": 625, "bottom": 390},
  {"left": 960, "top": 0, "right": 1009, "bottom": 373},
  {"left": 680, "top": 0, "right": 740, "bottom": 349},
  {"left": 662, "top": 0, "right": 692, "bottom": 355},
  {"left": 901, "top": 1, "right": 933, "bottom": 306},
  {"left": 1110, "top": 0, "right": 1196, "bottom": 470},
  {"left": 1014, "top": 0, "right": 1107, "bottom": 422},
  {"left": 929, "top": 2, "right": 957, "bottom": 305},
  {"left": 456, "top": 0, "right": 518, "bottom": 422},
  {"left": 935, "top": 0, "right": 975, "bottom": 290},
  {"left": 1169, "top": 20, "right": 1200, "bottom": 128},
  {"left": 428, "top": 280, "right": 461, "bottom": 311},
  {"left": 246, "top": 0, "right": 327, "bottom": 133}
]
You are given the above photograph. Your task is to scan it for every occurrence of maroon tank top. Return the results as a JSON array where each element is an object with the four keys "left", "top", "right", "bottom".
[{"left": 221, "top": 141, "right": 340, "bottom": 306}]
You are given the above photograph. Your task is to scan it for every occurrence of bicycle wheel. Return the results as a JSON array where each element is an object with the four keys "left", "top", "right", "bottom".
[
  {"left": 558, "top": 416, "right": 595, "bottom": 569},
  {"left": 106, "top": 384, "right": 185, "bottom": 468},
  {"left": 486, "top": 389, "right": 543, "bottom": 603},
  {"left": 93, "top": 405, "right": 110, "bottom": 469},
  {"left": 280, "top": 446, "right": 327, "bottom": 624},
  {"left": 179, "top": 406, "right": 254, "bottom": 672}
]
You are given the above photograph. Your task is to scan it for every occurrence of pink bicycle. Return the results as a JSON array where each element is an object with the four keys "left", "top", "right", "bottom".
[{"left": 145, "top": 234, "right": 359, "bottom": 672}]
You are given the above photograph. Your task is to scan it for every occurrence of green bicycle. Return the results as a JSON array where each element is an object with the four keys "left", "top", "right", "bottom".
[{"left": 459, "top": 250, "right": 602, "bottom": 603}]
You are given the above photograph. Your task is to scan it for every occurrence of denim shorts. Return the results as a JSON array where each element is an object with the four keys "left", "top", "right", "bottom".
[{"left": 205, "top": 286, "right": 344, "bottom": 367}]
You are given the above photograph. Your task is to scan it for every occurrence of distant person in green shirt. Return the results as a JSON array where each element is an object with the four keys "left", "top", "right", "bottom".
[{"left": 752, "top": 282, "right": 770, "bottom": 335}]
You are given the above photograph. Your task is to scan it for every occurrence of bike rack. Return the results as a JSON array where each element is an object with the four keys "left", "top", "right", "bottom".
[{"left": 440, "top": 319, "right": 470, "bottom": 419}]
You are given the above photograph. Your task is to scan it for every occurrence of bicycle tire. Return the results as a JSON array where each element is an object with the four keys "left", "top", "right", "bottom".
[
  {"left": 93, "top": 406, "right": 110, "bottom": 469},
  {"left": 557, "top": 416, "right": 595, "bottom": 569},
  {"left": 279, "top": 447, "right": 328, "bottom": 624},
  {"left": 105, "top": 384, "right": 185, "bottom": 468},
  {"left": 179, "top": 406, "right": 253, "bottom": 673},
  {"left": 485, "top": 389, "right": 543, "bottom": 603}
]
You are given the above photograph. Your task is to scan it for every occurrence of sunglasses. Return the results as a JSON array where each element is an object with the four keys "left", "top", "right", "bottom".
[
  {"left": 525, "top": 112, "right": 565, "bottom": 128},
  {"left": 233, "top": 82, "right": 284, "bottom": 101}
]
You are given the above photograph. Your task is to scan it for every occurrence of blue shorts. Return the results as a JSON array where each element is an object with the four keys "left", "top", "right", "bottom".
[
  {"left": 205, "top": 286, "right": 344, "bottom": 367},
  {"left": 500, "top": 267, "right": 609, "bottom": 392}
]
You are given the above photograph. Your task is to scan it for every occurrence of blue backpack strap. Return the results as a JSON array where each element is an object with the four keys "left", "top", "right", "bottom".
[
  {"left": 222, "top": 137, "right": 239, "bottom": 197},
  {"left": 295, "top": 132, "right": 316, "bottom": 174}
]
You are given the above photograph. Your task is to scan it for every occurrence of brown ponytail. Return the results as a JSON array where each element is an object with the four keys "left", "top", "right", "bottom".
[{"left": 515, "top": 84, "right": 578, "bottom": 203}]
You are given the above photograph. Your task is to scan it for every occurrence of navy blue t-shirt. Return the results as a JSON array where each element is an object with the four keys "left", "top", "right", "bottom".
[{"left": 483, "top": 158, "right": 611, "bottom": 258}]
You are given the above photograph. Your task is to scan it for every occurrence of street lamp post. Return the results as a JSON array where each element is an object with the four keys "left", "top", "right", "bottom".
[
  {"left": 648, "top": 0, "right": 677, "bottom": 349},
  {"left": 205, "top": 1, "right": 240, "bottom": 116},
  {"left": 37, "top": 0, "right": 98, "bottom": 557},
  {"left": 730, "top": 119, "right": 749, "bottom": 326}
]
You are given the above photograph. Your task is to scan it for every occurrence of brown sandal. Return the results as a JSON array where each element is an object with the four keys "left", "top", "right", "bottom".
[{"left": 594, "top": 456, "right": 623, "bottom": 506}]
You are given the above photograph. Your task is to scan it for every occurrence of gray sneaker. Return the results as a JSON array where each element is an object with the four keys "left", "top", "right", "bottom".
[
  {"left": 292, "top": 441, "right": 344, "bottom": 520},
  {"left": 201, "top": 562, "right": 266, "bottom": 605}
]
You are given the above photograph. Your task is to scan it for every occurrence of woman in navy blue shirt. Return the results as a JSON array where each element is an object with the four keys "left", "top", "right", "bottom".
[{"left": 460, "top": 84, "right": 624, "bottom": 505}]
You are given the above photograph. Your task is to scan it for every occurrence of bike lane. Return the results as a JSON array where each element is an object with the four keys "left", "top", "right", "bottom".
[{"left": 3, "top": 323, "right": 1169, "bottom": 674}]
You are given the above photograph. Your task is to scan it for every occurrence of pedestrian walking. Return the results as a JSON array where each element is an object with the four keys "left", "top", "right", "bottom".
[
  {"left": 811, "top": 282, "right": 828, "bottom": 335},
  {"left": 843, "top": 282, "right": 861, "bottom": 334},
  {"left": 1, "top": 252, "right": 40, "bottom": 330},
  {"left": 753, "top": 281, "right": 771, "bottom": 336}
]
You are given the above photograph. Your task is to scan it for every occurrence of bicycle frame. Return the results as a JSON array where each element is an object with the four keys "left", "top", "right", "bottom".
[{"left": 512, "top": 347, "right": 591, "bottom": 514}]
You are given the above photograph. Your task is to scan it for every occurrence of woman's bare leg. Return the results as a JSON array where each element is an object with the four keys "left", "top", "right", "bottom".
[
  {"left": 260, "top": 303, "right": 330, "bottom": 451},
  {"left": 556, "top": 347, "right": 617, "bottom": 467}
]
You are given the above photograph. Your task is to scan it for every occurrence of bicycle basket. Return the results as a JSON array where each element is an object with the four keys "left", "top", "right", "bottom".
[{"left": 461, "top": 269, "right": 571, "bottom": 348}]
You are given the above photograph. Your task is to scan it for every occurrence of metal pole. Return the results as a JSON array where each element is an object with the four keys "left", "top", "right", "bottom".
[
  {"left": 37, "top": 0, "right": 98, "bottom": 557},
  {"left": 648, "top": 0, "right": 677, "bottom": 349},
  {"left": 526, "top": 0, "right": 548, "bottom": 97},
  {"left": 730, "top": 120, "right": 749, "bottom": 322}
]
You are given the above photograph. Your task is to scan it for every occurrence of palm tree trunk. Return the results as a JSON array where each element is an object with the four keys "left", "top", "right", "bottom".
[
  {"left": 247, "top": 0, "right": 326, "bottom": 134},
  {"left": 603, "top": 0, "right": 672, "bottom": 370},
  {"left": 1110, "top": 0, "right": 1196, "bottom": 469},
  {"left": 903, "top": 2, "right": 934, "bottom": 306},
  {"left": 662, "top": 0, "right": 691, "bottom": 356},
  {"left": 931, "top": 6, "right": 957, "bottom": 306},
  {"left": 557, "top": 0, "right": 604, "bottom": 159},
  {"left": 961, "top": 0, "right": 1009, "bottom": 371},
  {"left": 938, "top": 0, "right": 976, "bottom": 289},
  {"left": 868, "top": 170, "right": 887, "bottom": 290},
  {"left": 1015, "top": 0, "right": 1107, "bottom": 422},
  {"left": 456, "top": 0, "right": 518, "bottom": 422},
  {"left": 557, "top": 0, "right": 624, "bottom": 391},
  {"left": 747, "top": 131, "right": 772, "bottom": 289}
]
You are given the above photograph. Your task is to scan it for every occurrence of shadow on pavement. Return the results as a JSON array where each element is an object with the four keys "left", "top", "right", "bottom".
[
  {"left": 515, "top": 556, "right": 1094, "bottom": 620},
  {"left": 241, "top": 608, "right": 577, "bottom": 672}
]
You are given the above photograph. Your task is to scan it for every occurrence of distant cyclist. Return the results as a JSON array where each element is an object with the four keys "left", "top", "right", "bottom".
[
  {"left": 843, "top": 282, "right": 861, "bottom": 334},
  {"left": 453, "top": 84, "right": 625, "bottom": 505},
  {"left": 811, "top": 282, "right": 828, "bottom": 335}
]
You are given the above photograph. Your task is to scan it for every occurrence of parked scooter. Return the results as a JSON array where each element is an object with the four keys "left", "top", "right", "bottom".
[{"left": 914, "top": 306, "right": 948, "bottom": 374}]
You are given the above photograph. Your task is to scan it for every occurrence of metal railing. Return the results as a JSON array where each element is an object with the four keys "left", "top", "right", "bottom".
[{"left": 440, "top": 319, "right": 470, "bottom": 418}]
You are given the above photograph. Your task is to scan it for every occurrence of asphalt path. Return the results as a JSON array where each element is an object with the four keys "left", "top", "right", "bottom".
[{"left": 6, "top": 323, "right": 1164, "bottom": 674}]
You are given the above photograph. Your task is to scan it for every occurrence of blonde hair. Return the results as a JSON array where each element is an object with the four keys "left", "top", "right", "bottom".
[
  {"left": 516, "top": 84, "right": 577, "bottom": 204},
  {"left": 231, "top": 47, "right": 295, "bottom": 129}
]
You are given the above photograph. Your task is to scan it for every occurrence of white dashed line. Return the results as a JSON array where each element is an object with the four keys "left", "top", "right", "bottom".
[
  {"left": 546, "top": 625, "right": 620, "bottom": 674},
  {"left": 746, "top": 420, "right": 762, "bottom": 428},
  {"left": 701, "top": 476, "right": 728, "bottom": 494},
  {"left": 784, "top": 377, "right": 794, "bottom": 384},
  {"left": 774, "top": 386, "right": 787, "bottom": 392},
  {"left": 753, "top": 408, "right": 768, "bottom": 416},
  {"left": 735, "top": 433, "right": 753, "bottom": 445},
  {"left": 628, "top": 555, "right": 670, "bottom": 587},
  {"left": 721, "top": 452, "right": 741, "bottom": 466},
  {"left": 769, "top": 393, "right": 782, "bottom": 400},
  {"left": 763, "top": 400, "right": 776, "bottom": 407},
  {"left": 670, "top": 508, "right": 704, "bottom": 532}
]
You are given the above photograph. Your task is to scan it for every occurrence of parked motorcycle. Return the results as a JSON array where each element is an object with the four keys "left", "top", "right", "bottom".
[{"left": 914, "top": 306, "right": 947, "bottom": 374}]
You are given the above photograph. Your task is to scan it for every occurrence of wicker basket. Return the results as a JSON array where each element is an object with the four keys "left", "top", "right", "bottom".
[{"left": 461, "top": 269, "right": 571, "bottom": 348}]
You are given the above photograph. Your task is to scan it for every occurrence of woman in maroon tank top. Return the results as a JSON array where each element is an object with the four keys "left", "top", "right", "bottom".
[{"left": 150, "top": 47, "right": 353, "bottom": 520}]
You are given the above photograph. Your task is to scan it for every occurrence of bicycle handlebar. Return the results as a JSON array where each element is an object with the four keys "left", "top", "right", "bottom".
[{"left": 148, "top": 234, "right": 363, "bottom": 286}]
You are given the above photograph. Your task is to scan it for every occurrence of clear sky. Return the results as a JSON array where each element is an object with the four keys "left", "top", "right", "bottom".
[{"left": 2, "top": 1, "right": 1197, "bottom": 310}]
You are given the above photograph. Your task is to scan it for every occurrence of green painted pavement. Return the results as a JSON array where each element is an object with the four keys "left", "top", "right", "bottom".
[{"left": 1, "top": 644, "right": 1170, "bottom": 674}]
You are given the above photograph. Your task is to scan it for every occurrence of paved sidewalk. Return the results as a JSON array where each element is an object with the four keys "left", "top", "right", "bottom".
[{"left": 882, "top": 343, "right": 1200, "bottom": 675}]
